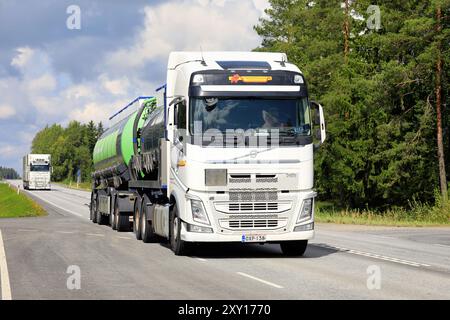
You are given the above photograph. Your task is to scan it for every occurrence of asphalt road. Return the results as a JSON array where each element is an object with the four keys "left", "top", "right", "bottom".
[{"left": 0, "top": 180, "right": 449, "bottom": 300}]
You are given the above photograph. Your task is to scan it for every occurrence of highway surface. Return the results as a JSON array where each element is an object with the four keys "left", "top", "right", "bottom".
[{"left": 0, "top": 180, "right": 449, "bottom": 300}]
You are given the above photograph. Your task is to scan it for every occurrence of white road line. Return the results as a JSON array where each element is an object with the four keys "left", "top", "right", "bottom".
[
  {"left": 18, "top": 229, "right": 38, "bottom": 232},
  {"left": 237, "top": 272, "right": 284, "bottom": 289},
  {"left": 315, "top": 244, "right": 431, "bottom": 267},
  {"left": 372, "top": 235, "right": 395, "bottom": 240},
  {"left": 433, "top": 243, "right": 450, "bottom": 248},
  {"left": 0, "top": 230, "right": 12, "bottom": 300},
  {"left": 192, "top": 256, "right": 208, "bottom": 262},
  {"left": 26, "top": 193, "right": 87, "bottom": 220},
  {"left": 117, "top": 236, "right": 133, "bottom": 240},
  {"left": 86, "top": 233, "right": 104, "bottom": 237},
  {"left": 56, "top": 231, "right": 76, "bottom": 234}
]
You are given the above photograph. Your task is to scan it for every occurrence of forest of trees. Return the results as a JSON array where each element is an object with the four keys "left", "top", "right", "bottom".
[
  {"left": 255, "top": 0, "right": 449, "bottom": 209},
  {"left": 0, "top": 166, "right": 20, "bottom": 180},
  {"left": 28, "top": 0, "right": 448, "bottom": 213},
  {"left": 31, "top": 121, "right": 103, "bottom": 183}
]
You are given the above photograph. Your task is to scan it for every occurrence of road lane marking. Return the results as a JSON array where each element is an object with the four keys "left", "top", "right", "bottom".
[
  {"left": 25, "top": 193, "right": 87, "bottom": 220},
  {"left": 56, "top": 231, "right": 76, "bottom": 234},
  {"left": 18, "top": 229, "right": 38, "bottom": 232},
  {"left": 0, "top": 230, "right": 12, "bottom": 300},
  {"left": 236, "top": 272, "right": 283, "bottom": 289},
  {"left": 315, "top": 244, "right": 431, "bottom": 267},
  {"left": 372, "top": 235, "right": 395, "bottom": 240},
  {"left": 192, "top": 256, "right": 207, "bottom": 262},
  {"left": 117, "top": 236, "right": 133, "bottom": 240},
  {"left": 433, "top": 244, "right": 450, "bottom": 248},
  {"left": 86, "top": 233, "right": 104, "bottom": 237}
]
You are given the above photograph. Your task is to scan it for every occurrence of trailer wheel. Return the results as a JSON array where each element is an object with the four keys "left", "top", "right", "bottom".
[
  {"left": 96, "top": 197, "right": 108, "bottom": 225},
  {"left": 111, "top": 198, "right": 118, "bottom": 230},
  {"left": 115, "top": 198, "right": 129, "bottom": 232},
  {"left": 280, "top": 240, "right": 308, "bottom": 256},
  {"left": 90, "top": 194, "right": 97, "bottom": 223},
  {"left": 141, "top": 200, "right": 158, "bottom": 243},
  {"left": 133, "top": 196, "right": 142, "bottom": 240},
  {"left": 170, "top": 203, "right": 189, "bottom": 256}
]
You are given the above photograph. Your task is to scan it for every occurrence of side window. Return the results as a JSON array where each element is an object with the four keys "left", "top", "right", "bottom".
[{"left": 176, "top": 101, "right": 186, "bottom": 130}]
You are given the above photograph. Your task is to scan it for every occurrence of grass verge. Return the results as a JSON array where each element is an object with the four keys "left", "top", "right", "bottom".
[
  {"left": 0, "top": 183, "right": 47, "bottom": 218},
  {"left": 315, "top": 200, "right": 450, "bottom": 227}
]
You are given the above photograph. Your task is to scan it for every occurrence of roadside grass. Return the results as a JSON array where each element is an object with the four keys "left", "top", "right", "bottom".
[
  {"left": 315, "top": 199, "right": 450, "bottom": 227},
  {"left": 0, "top": 182, "right": 47, "bottom": 218},
  {"left": 57, "top": 179, "right": 91, "bottom": 192}
]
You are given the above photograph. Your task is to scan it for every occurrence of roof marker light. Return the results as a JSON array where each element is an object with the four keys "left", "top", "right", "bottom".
[{"left": 228, "top": 74, "right": 273, "bottom": 84}]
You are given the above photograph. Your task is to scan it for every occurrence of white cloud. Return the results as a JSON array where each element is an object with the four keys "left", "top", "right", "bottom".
[
  {"left": 0, "top": 144, "right": 22, "bottom": 158},
  {"left": 0, "top": 0, "right": 268, "bottom": 172},
  {"left": 107, "top": 0, "right": 265, "bottom": 69},
  {"left": 10, "top": 47, "right": 34, "bottom": 69},
  {"left": 99, "top": 74, "right": 130, "bottom": 96},
  {"left": 0, "top": 104, "right": 16, "bottom": 119}
]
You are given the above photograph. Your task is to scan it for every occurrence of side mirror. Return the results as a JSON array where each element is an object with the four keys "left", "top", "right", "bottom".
[
  {"left": 311, "top": 101, "right": 326, "bottom": 149},
  {"left": 167, "top": 96, "right": 185, "bottom": 143}
]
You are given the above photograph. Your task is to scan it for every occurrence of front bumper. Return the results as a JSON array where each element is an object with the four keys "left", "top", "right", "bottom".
[
  {"left": 180, "top": 189, "right": 316, "bottom": 243},
  {"left": 181, "top": 224, "right": 314, "bottom": 242}
]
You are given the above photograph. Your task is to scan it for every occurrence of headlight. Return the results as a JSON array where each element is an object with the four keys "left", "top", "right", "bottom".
[
  {"left": 191, "top": 199, "right": 210, "bottom": 225},
  {"left": 297, "top": 198, "right": 313, "bottom": 223}
]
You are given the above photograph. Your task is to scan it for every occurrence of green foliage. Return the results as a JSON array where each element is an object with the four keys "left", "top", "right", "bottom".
[
  {"left": 255, "top": 0, "right": 450, "bottom": 209},
  {"left": 0, "top": 167, "right": 20, "bottom": 180},
  {"left": 31, "top": 121, "right": 103, "bottom": 182}
]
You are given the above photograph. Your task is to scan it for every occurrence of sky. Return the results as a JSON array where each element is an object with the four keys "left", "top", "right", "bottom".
[{"left": 0, "top": 0, "right": 270, "bottom": 174}]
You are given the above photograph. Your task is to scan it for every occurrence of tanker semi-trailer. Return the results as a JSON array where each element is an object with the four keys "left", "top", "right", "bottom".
[{"left": 90, "top": 51, "right": 326, "bottom": 256}]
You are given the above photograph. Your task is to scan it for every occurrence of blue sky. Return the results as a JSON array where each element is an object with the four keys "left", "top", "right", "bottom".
[{"left": 0, "top": 0, "right": 269, "bottom": 174}]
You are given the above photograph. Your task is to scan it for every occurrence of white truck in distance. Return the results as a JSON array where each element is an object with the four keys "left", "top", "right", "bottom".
[
  {"left": 90, "top": 51, "right": 326, "bottom": 256},
  {"left": 23, "top": 154, "right": 52, "bottom": 190}
]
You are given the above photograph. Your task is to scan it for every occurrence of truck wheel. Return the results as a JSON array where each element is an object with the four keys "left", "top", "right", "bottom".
[
  {"left": 116, "top": 213, "right": 129, "bottom": 232},
  {"left": 115, "top": 198, "right": 129, "bottom": 232},
  {"left": 133, "top": 197, "right": 142, "bottom": 240},
  {"left": 170, "top": 203, "right": 189, "bottom": 256},
  {"left": 111, "top": 199, "right": 118, "bottom": 230},
  {"left": 90, "top": 194, "right": 97, "bottom": 223},
  {"left": 141, "top": 201, "right": 158, "bottom": 243},
  {"left": 280, "top": 240, "right": 308, "bottom": 256},
  {"left": 96, "top": 197, "right": 108, "bottom": 225}
]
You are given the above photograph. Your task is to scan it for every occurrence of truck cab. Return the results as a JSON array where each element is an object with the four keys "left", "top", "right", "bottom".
[
  {"left": 23, "top": 154, "right": 52, "bottom": 190},
  {"left": 161, "top": 52, "right": 326, "bottom": 255}
]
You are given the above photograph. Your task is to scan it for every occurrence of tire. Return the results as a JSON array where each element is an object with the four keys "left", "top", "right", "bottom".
[
  {"left": 90, "top": 194, "right": 97, "bottom": 223},
  {"left": 280, "top": 240, "right": 308, "bottom": 256},
  {"left": 111, "top": 198, "right": 117, "bottom": 230},
  {"left": 141, "top": 199, "right": 158, "bottom": 243},
  {"left": 96, "top": 197, "right": 108, "bottom": 225},
  {"left": 133, "top": 196, "right": 142, "bottom": 240},
  {"left": 170, "top": 203, "right": 189, "bottom": 255},
  {"left": 116, "top": 198, "right": 130, "bottom": 232}
]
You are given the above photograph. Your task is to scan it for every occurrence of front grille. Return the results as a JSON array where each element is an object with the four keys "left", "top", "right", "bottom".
[
  {"left": 229, "top": 192, "right": 278, "bottom": 202},
  {"left": 228, "top": 219, "right": 278, "bottom": 229},
  {"left": 229, "top": 202, "right": 279, "bottom": 212}
]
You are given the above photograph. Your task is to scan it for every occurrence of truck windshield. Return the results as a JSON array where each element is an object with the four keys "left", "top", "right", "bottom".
[
  {"left": 31, "top": 165, "right": 50, "bottom": 172},
  {"left": 189, "top": 98, "right": 312, "bottom": 146}
]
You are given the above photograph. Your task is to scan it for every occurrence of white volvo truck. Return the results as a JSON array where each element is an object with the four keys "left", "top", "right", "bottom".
[
  {"left": 90, "top": 51, "right": 326, "bottom": 256},
  {"left": 23, "top": 154, "right": 52, "bottom": 190}
]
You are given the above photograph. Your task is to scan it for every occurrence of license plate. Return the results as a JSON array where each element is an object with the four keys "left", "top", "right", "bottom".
[{"left": 242, "top": 234, "right": 266, "bottom": 243}]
